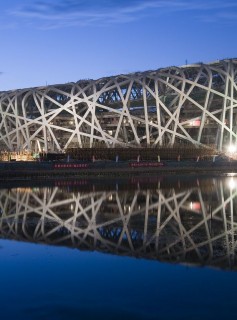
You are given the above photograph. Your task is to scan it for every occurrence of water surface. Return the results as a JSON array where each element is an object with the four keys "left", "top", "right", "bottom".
[{"left": 1, "top": 174, "right": 237, "bottom": 319}]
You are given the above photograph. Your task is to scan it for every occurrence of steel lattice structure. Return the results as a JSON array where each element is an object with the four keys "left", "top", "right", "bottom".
[
  {"left": 1, "top": 177, "right": 237, "bottom": 270},
  {"left": 0, "top": 58, "right": 237, "bottom": 152}
]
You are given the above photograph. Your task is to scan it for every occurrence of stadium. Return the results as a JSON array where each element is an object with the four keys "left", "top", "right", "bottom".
[{"left": 0, "top": 58, "right": 237, "bottom": 159}]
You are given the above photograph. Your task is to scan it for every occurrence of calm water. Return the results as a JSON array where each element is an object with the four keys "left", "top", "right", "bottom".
[{"left": 1, "top": 174, "right": 237, "bottom": 319}]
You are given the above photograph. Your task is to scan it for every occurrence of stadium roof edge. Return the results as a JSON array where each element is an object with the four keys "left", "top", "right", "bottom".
[{"left": 1, "top": 58, "right": 237, "bottom": 94}]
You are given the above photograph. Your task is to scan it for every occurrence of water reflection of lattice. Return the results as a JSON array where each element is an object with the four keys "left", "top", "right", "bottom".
[{"left": 0, "top": 178, "right": 237, "bottom": 270}]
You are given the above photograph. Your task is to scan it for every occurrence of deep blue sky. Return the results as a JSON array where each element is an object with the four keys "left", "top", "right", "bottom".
[{"left": 1, "top": 0, "right": 237, "bottom": 91}]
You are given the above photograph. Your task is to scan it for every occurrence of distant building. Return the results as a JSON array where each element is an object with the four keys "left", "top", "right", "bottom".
[{"left": 0, "top": 58, "right": 237, "bottom": 153}]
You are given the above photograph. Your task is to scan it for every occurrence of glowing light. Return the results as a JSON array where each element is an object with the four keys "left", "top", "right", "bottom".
[
  {"left": 190, "top": 201, "right": 201, "bottom": 211},
  {"left": 228, "top": 177, "right": 237, "bottom": 190},
  {"left": 189, "top": 119, "right": 201, "bottom": 127},
  {"left": 227, "top": 144, "right": 236, "bottom": 153}
]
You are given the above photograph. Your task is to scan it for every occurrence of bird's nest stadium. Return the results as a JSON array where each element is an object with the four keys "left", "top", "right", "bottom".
[{"left": 0, "top": 58, "right": 237, "bottom": 157}]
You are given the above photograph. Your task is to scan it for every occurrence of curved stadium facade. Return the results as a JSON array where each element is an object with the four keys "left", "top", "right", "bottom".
[{"left": 0, "top": 58, "right": 237, "bottom": 153}]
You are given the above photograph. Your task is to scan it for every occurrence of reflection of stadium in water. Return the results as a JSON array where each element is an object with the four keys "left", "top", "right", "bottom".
[{"left": 1, "top": 176, "right": 237, "bottom": 270}]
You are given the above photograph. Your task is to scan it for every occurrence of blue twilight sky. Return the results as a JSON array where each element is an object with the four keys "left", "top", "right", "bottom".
[{"left": 0, "top": 0, "right": 237, "bottom": 91}]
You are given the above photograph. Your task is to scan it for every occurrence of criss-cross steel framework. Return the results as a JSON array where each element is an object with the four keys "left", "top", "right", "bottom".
[
  {"left": 1, "top": 177, "right": 237, "bottom": 269},
  {"left": 0, "top": 59, "right": 237, "bottom": 152}
]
